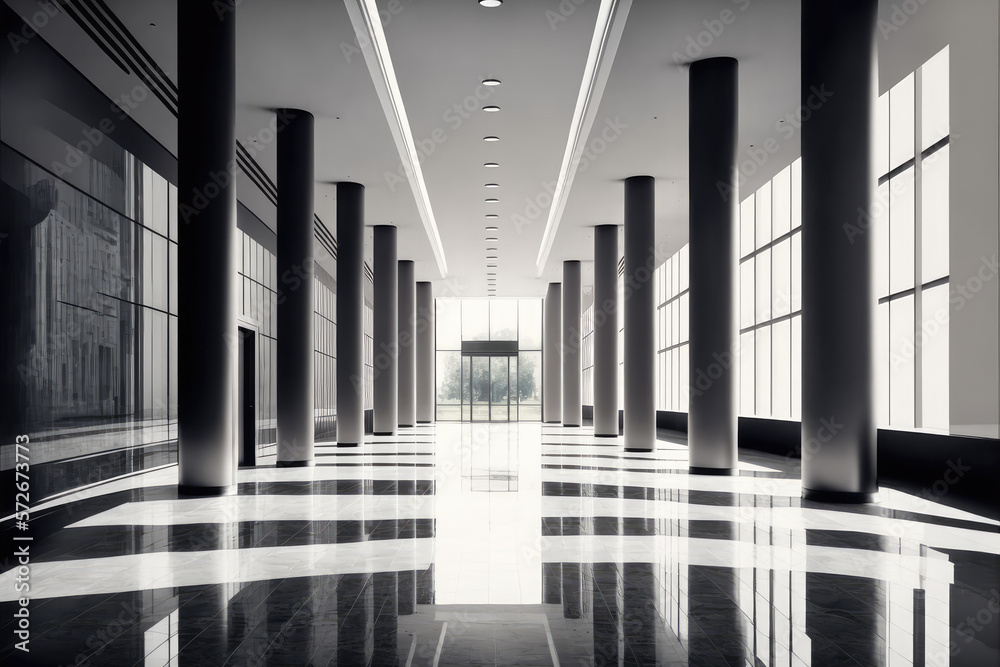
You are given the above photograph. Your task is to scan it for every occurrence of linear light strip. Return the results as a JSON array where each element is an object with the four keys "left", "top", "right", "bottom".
[
  {"left": 535, "top": 0, "right": 632, "bottom": 276},
  {"left": 344, "top": 0, "right": 448, "bottom": 277}
]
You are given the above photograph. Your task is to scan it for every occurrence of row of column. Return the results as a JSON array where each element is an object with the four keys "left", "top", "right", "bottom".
[
  {"left": 179, "top": 0, "right": 878, "bottom": 501},
  {"left": 175, "top": 1, "right": 435, "bottom": 494},
  {"left": 543, "top": 0, "right": 879, "bottom": 501}
]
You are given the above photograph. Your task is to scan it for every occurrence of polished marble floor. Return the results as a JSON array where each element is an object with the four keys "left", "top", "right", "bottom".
[{"left": 1, "top": 423, "right": 998, "bottom": 666}]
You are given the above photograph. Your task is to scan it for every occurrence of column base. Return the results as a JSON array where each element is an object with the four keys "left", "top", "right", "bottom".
[
  {"left": 277, "top": 460, "right": 315, "bottom": 468},
  {"left": 417, "top": 420, "right": 434, "bottom": 424},
  {"left": 398, "top": 424, "right": 415, "bottom": 428},
  {"left": 544, "top": 420, "right": 561, "bottom": 424},
  {"left": 563, "top": 423, "right": 581, "bottom": 428},
  {"left": 336, "top": 442, "right": 360, "bottom": 448},
  {"left": 178, "top": 484, "right": 236, "bottom": 497},
  {"left": 802, "top": 488, "right": 879, "bottom": 504},
  {"left": 594, "top": 433, "right": 619, "bottom": 438},
  {"left": 373, "top": 431, "right": 397, "bottom": 436},
  {"left": 624, "top": 447, "right": 654, "bottom": 453},
  {"left": 689, "top": 466, "right": 736, "bottom": 476}
]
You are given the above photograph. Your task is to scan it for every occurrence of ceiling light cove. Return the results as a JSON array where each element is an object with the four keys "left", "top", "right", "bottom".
[
  {"left": 343, "top": 0, "right": 448, "bottom": 277},
  {"left": 534, "top": 0, "right": 633, "bottom": 277}
]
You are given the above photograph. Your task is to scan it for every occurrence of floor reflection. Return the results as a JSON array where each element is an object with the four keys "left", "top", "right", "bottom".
[{"left": 0, "top": 423, "right": 996, "bottom": 665}]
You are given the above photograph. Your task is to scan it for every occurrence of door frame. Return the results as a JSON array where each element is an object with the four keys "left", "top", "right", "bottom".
[
  {"left": 236, "top": 319, "right": 259, "bottom": 467},
  {"left": 467, "top": 354, "right": 514, "bottom": 423}
]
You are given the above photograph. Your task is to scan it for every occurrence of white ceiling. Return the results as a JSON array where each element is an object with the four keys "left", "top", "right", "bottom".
[{"left": 6, "top": 0, "right": 956, "bottom": 297}]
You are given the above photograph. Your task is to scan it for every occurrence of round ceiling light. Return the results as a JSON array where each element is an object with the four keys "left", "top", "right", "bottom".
[
  {"left": 482, "top": 105, "right": 501, "bottom": 112},
  {"left": 485, "top": 226, "right": 499, "bottom": 231},
  {"left": 485, "top": 214, "right": 499, "bottom": 219},
  {"left": 483, "top": 136, "right": 500, "bottom": 142},
  {"left": 479, "top": 0, "right": 503, "bottom": 7},
  {"left": 485, "top": 183, "right": 499, "bottom": 188},
  {"left": 485, "top": 198, "right": 499, "bottom": 203},
  {"left": 482, "top": 78, "right": 501, "bottom": 86},
  {"left": 484, "top": 162, "right": 499, "bottom": 168}
]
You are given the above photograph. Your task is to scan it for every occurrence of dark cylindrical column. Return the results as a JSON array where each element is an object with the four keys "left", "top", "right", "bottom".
[
  {"left": 336, "top": 183, "right": 365, "bottom": 447},
  {"left": 373, "top": 226, "right": 398, "bottom": 435},
  {"left": 543, "top": 283, "right": 562, "bottom": 423},
  {"left": 416, "top": 282, "right": 435, "bottom": 423},
  {"left": 562, "top": 261, "right": 582, "bottom": 427},
  {"left": 276, "top": 109, "right": 315, "bottom": 467},
  {"left": 688, "top": 58, "right": 739, "bottom": 474},
  {"left": 801, "top": 0, "right": 878, "bottom": 502},
  {"left": 398, "top": 261, "right": 416, "bottom": 427},
  {"left": 177, "top": 0, "right": 238, "bottom": 494},
  {"left": 623, "top": 176, "right": 656, "bottom": 452},
  {"left": 593, "top": 225, "right": 619, "bottom": 437}
]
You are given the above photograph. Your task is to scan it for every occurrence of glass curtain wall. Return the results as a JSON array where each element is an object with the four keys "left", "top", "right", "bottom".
[{"left": 435, "top": 298, "right": 542, "bottom": 421}]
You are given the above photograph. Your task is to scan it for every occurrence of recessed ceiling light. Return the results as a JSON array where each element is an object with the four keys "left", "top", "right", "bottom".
[
  {"left": 485, "top": 226, "right": 499, "bottom": 231},
  {"left": 482, "top": 78, "right": 501, "bottom": 86},
  {"left": 486, "top": 237, "right": 498, "bottom": 241},
  {"left": 485, "top": 198, "right": 499, "bottom": 203},
  {"left": 487, "top": 247, "right": 498, "bottom": 251},
  {"left": 485, "top": 183, "right": 500, "bottom": 188},
  {"left": 484, "top": 162, "right": 499, "bottom": 168},
  {"left": 482, "top": 105, "right": 501, "bottom": 112},
  {"left": 479, "top": 0, "right": 503, "bottom": 7},
  {"left": 483, "top": 136, "right": 499, "bottom": 142},
  {"left": 486, "top": 214, "right": 499, "bottom": 219}
]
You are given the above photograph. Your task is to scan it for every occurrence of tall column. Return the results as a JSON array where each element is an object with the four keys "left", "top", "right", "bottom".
[
  {"left": 543, "top": 283, "right": 562, "bottom": 423},
  {"left": 276, "top": 109, "right": 315, "bottom": 467},
  {"left": 801, "top": 0, "right": 878, "bottom": 502},
  {"left": 177, "top": 0, "right": 238, "bottom": 494},
  {"left": 688, "top": 58, "right": 739, "bottom": 474},
  {"left": 623, "top": 176, "right": 656, "bottom": 452},
  {"left": 562, "top": 261, "right": 582, "bottom": 427},
  {"left": 416, "top": 281, "right": 435, "bottom": 423},
  {"left": 398, "top": 260, "right": 416, "bottom": 427},
  {"left": 372, "top": 226, "right": 398, "bottom": 435},
  {"left": 593, "top": 225, "right": 619, "bottom": 437},
  {"left": 336, "top": 182, "right": 365, "bottom": 447}
]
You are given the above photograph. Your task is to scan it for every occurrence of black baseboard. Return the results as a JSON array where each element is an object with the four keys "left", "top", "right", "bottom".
[
  {"left": 584, "top": 406, "right": 999, "bottom": 519},
  {"left": 178, "top": 484, "right": 236, "bottom": 497},
  {"left": 802, "top": 488, "right": 879, "bottom": 504},
  {"left": 276, "top": 460, "right": 315, "bottom": 468},
  {"left": 689, "top": 466, "right": 736, "bottom": 476}
]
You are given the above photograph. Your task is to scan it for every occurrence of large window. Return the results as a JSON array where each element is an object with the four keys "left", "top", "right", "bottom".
[
  {"left": 435, "top": 298, "right": 542, "bottom": 421},
  {"left": 875, "top": 46, "right": 950, "bottom": 431},
  {"left": 656, "top": 246, "right": 690, "bottom": 413},
  {"left": 739, "top": 161, "right": 802, "bottom": 420}
]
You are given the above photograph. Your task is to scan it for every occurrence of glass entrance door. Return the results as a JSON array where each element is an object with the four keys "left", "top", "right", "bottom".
[{"left": 467, "top": 355, "right": 514, "bottom": 422}]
